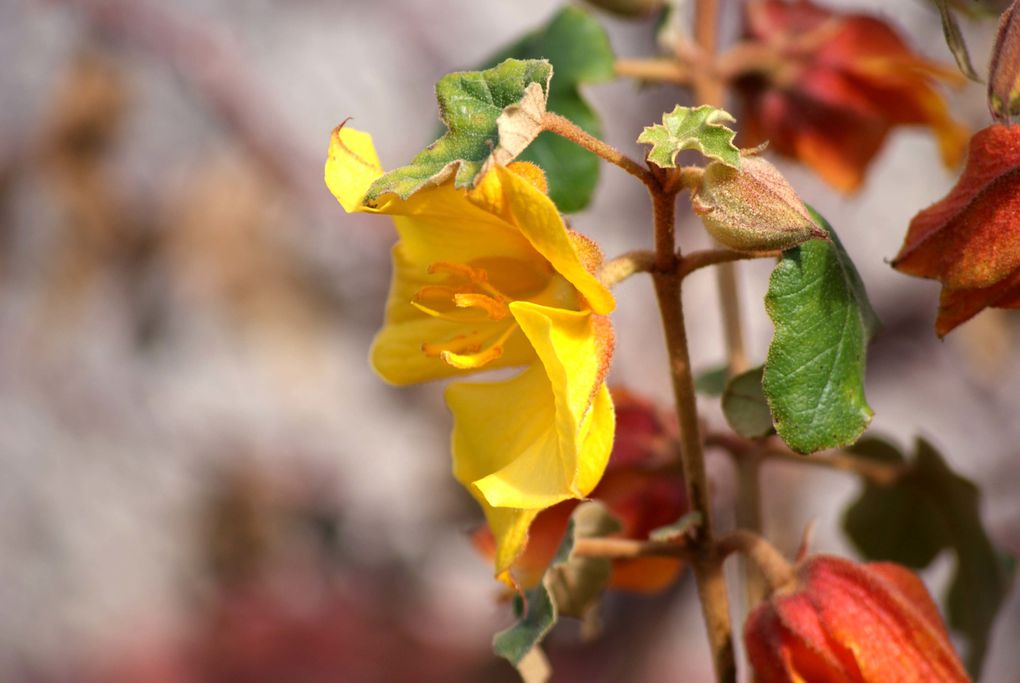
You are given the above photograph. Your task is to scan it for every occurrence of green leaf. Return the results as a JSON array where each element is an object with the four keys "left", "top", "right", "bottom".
[
  {"left": 637, "top": 105, "right": 741, "bottom": 169},
  {"left": 482, "top": 7, "right": 615, "bottom": 212},
  {"left": 842, "top": 437, "right": 1014, "bottom": 678},
  {"left": 763, "top": 206, "right": 878, "bottom": 454},
  {"left": 694, "top": 364, "right": 729, "bottom": 396},
  {"left": 722, "top": 366, "right": 774, "bottom": 439},
  {"left": 843, "top": 437, "right": 947, "bottom": 569},
  {"left": 931, "top": 0, "right": 981, "bottom": 81},
  {"left": 493, "top": 502, "right": 620, "bottom": 671},
  {"left": 365, "top": 59, "right": 551, "bottom": 203}
]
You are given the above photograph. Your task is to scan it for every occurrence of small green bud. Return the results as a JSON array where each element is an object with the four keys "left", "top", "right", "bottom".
[{"left": 692, "top": 155, "right": 826, "bottom": 252}]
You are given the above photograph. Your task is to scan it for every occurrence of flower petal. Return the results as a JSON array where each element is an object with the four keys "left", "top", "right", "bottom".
[
  {"left": 508, "top": 302, "right": 615, "bottom": 493},
  {"left": 470, "top": 165, "right": 615, "bottom": 315},
  {"left": 324, "top": 125, "right": 384, "bottom": 212}
]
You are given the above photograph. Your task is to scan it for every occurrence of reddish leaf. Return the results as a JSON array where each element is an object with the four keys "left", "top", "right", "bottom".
[
  {"left": 893, "top": 124, "right": 1020, "bottom": 335},
  {"left": 738, "top": 0, "right": 967, "bottom": 192}
]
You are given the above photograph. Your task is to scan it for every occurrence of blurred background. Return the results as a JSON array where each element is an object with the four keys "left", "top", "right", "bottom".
[{"left": 1, "top": 0, "right": 1019, "bottom": 681}]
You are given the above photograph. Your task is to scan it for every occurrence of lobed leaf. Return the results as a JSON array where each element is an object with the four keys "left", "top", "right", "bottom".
[
  {"left": 843, "top": 437, "right": 1014, "bottom": 678},
  {"left": 721, "top": 366, "right": 774, "bottom": 439},
  {"left": 365, "top": 59, "right": 551, "bottom": 203},
  {"left": 763, "top": 207, "right": 878, "bottom": 454},
  {"left": 637, "top": 105, "right": 741, "bottom": 169},
  {"left": 482, "top": 7, "right": 615, "bottom": 212}
]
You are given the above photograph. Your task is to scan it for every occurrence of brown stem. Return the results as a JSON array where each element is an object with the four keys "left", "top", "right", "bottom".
[
  {"left": 705, "top": 432, "right": 907, "bottom": 486},
  {"left": 677, "top": 247, "right": 780, "bottom": 279},
  {"left": 615, "top": 58, "right": 692, "bottom": 85},
  {"left": 573, "top": 537, "right": 691, "bottom": 560},
  {"left": 717, "top": 530, "right": 796, "bottom": 594},
  {"left": 601, "top": 250, "right": 657, "bottom": 288},
  {"left": 650, "top": 187, "right": 735, "bottom": 683},
  {"left": 541, "top": 112, "right": 657, "bottom": 190},
  {"left": 761, "top": 444, "right": 905, "bottom": 486},
  {"left": 735, "top": 451, "right": 768, "bottom": 608}
]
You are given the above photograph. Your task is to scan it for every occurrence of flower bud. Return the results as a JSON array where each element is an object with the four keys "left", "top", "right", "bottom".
[
  {"left": 989, "top": 0, "right": 1020, "bottom": 123},
  {"left": 692, "top": 155, "right": 826, "bottom": 252},
  {"left": 744, "top": 555, "right": 970, "bottom": 683}
]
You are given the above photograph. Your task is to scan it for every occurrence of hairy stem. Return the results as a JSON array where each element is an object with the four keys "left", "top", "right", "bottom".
[
  {"left": 615, "top": 57, "right": 692, "bottom": 85},
  {"left": 573, "top": 536, "right": 691, "bottom": 560},
  {"left": 650, "top": 185, "right": 736, "bottom": 683},
  {"left": 677, "top": 247, "right": 780, "bottom": 279},
  {"left": 717, "top": 530, "right": 796, "bottom": 594},
  {"left": 542, "top": 112, "right": 657, "bottom": 190},
  {"left": 705, "top": 432, "right": 907, "bottom": 486},
  {"left": 684, "top": 2, "right": 739, "bottom": 681},
  {"left": 601, "top": 250, "right": 657, "bottom": 288}
]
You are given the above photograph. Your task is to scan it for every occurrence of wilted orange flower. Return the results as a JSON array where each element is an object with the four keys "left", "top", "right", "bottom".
[
  {"left": 473, "top": 389, "right": 688, "bottom": 592},
  {"left": 745, "top": 555, "right": 970, "bottom": 682},
  {"left": 893, "top": 124, "right": 1020, "bottom": 336},
  {"left": 737, "top": 0, "right": 968, "bottom": 192}
]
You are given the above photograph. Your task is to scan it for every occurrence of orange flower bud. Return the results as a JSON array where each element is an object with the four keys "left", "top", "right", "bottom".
[
  {"left": 745, "top": 555, "right": 970, "bottom": 682},
  {"left": 692, "top": 155, "right": 826, "bottom": 252}
]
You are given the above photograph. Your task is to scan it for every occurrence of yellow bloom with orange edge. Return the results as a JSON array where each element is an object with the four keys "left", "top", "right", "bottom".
[{"left": 325, "top": 125, "right": 616, "bottom": 584}]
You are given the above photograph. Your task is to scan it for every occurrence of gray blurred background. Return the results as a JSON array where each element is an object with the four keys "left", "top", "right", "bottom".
[{"left": 1, "top": 0, "right": 1018, "bottom": 681}]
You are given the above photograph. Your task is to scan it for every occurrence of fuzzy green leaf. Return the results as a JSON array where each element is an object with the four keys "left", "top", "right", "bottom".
[
  {"left": 483, "top": 7, "right": 615, "bottom": 212},
  {"left": 763, "top": 207, "right": 878, "bottom": 454},
  {"left": 365, "top": 59, "right": 551, "bottom": 203},
  {"left": 493, "top": 502, "right": 619, "bottom": 670},
  {"left": 722, "top": 366, "right": 774, "bottom": 439},
  {"left": 843, "top": 437, "right": 1013, "bottom": 678},
  {"left": 637, "top": 105, "right": 740, "bottom": 169},
  {"left": 694, "top": 364, "right": 729, "bottom": 396}
]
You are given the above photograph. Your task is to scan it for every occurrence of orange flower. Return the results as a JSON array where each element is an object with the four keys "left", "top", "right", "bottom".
[
  {"left": 893, "top": 124, "right": 1020, "bottom": 336},
  {"left": 473, "top": 389, "right": 687, "bottom": 592},
  {"left": 745, "top": 555, "right": 970, "bottom": 682},
  {"left": 737, "top": 0, "right": 968, "bottom": 192}
]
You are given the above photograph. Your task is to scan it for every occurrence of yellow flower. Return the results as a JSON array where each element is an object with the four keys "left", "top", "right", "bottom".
[{"left": 325, "top": 125, "right": 616, "bottom": 584}]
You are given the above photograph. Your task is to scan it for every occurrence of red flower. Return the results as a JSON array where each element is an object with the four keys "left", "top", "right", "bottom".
[
  {"left": 894, "top": 124, "right": 1020, "bottom": 336},
  {"left": 472, "top": 389, "right": 688, "bottom": 592},
  {"left": 745, "top": 555, "right": 970, "bottom": 682},
  {"left": 737, "top": 0, "right": 968, "bottom": 192}
]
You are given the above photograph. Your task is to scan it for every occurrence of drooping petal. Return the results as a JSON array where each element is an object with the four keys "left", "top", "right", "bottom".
[
  {"left": 507, "top": 302, "right": 615, "bottom": 497},
  {"left": 324, "top": 125, "right": 384, "bottom": 212}
]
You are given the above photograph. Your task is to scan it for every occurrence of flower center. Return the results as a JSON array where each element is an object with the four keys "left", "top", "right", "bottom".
[{"left": 413, "top": 259, "right": 551, "bottom": 370}]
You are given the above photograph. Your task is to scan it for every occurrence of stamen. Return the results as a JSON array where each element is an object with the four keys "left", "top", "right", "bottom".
[
  {"left": 421, "top": 331, "right": 487, "bottom": 358},
  {"left": 441, "top": 323, "right": 519, "bottom": 370},
  {"left": 453, "top": 293, "right": 508, "bottom": 320}
]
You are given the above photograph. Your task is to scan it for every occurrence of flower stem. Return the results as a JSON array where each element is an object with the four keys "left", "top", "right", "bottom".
[
  {"left": 601, "top": 250, "right": 656, "bottom": 288},
  {"left": 717, "top": 530, "right": 796, "bottom": 594},
  {"left": 573, "top": 536, "right": 692, "bottom": 560},
  {"left": 705, "top": 432, "right": 907, "bottom": 486},
  {"left": 650, "top": 185, "right": 736, "bottom": 683},
  {"left": 677, "top": 247, "right": 780, "bottom": 279},
  {"left": 615, "top": 57, "right": 692, "bottom": 85},
  {"left": 541, "top": 112, "right": 657, "bottom": 190}
]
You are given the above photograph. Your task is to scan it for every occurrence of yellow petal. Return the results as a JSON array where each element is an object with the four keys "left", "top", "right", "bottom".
[
  {"left": 484, "top": 507, "right": 539, "bottom": 586},
  {"left": 446, "top": 365, "right": 614, "bottom": 581},
  {"left": 448, "top": 365, "right": 572, "bottom": 509},
  {"left": 370, "top": 214, "right": 539, "bottom": 385},
  {"left": 324, "top": 124, "right": 384, "bottom": 212},
  {"left": 469, "top": 165, "right": 615, "bottom": 316},
  {"left": 509, "top": 301, "right": 614, "bottom": 455}
]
